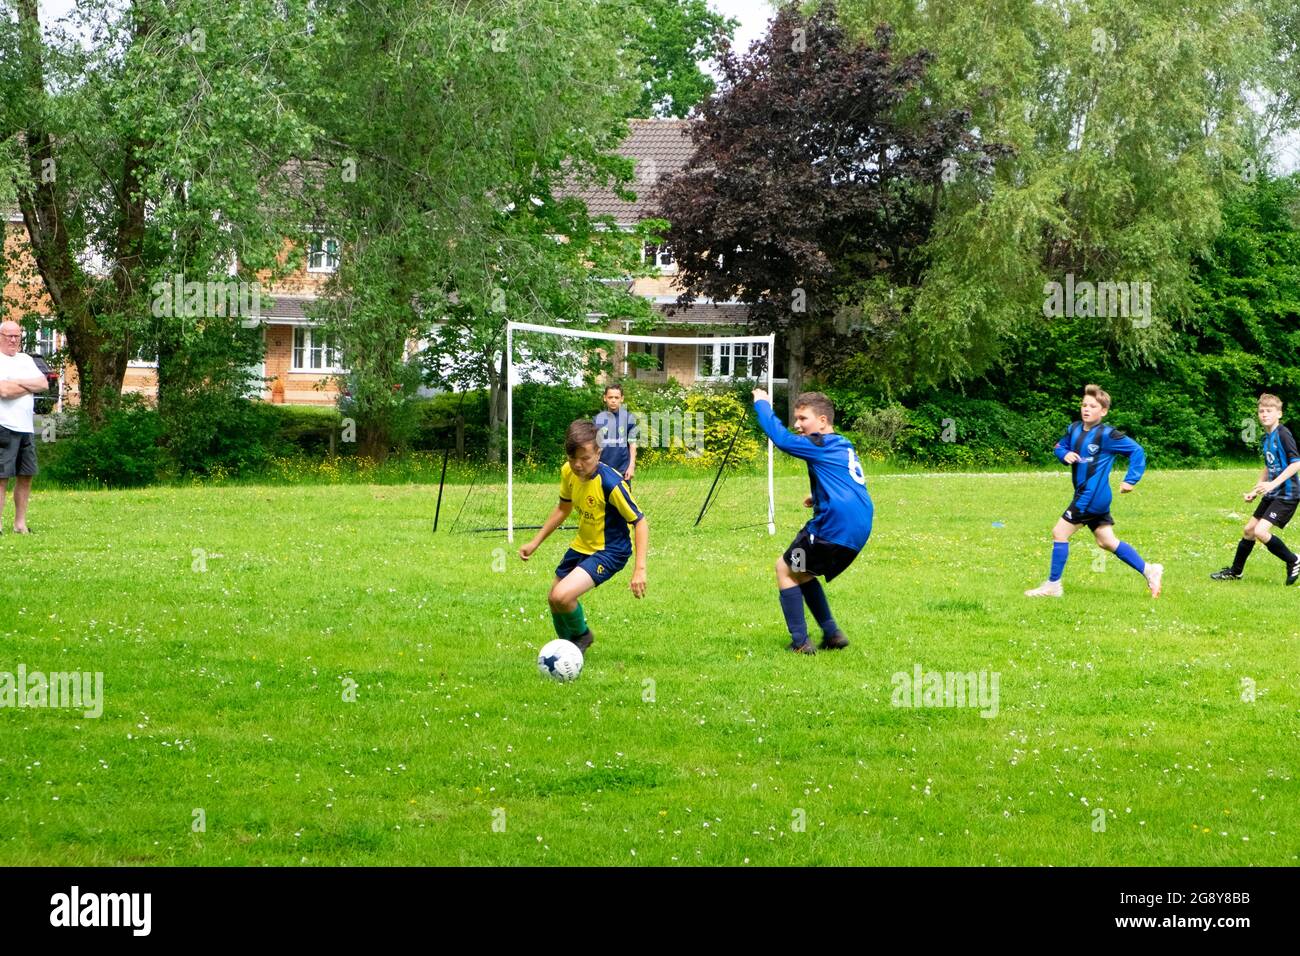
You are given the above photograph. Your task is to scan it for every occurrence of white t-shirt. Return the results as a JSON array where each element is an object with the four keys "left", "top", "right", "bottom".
[{"left": 0, "top": 351, "right": 40, "bottom": 433}]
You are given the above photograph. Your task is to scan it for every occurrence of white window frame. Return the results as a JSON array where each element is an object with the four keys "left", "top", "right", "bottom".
[
  {"left": 643, "top": 240, "right": 676, "bottom": 274},
  {"left": 291, "top": 326, "right": 345, "bottom": 372},
  {"left": 622, "top": 340, "right": 666, "bottom": 376},
  {"left": 307, "top": 235, "right": 340, "bottom": 273},
  {"left": 23, "top": 324, "right": 57, "bottom": 359}
]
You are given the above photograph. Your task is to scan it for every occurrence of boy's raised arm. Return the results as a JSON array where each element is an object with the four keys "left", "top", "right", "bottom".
[{"left": 752, "top": 391, "right": 817, "bottom": 459}]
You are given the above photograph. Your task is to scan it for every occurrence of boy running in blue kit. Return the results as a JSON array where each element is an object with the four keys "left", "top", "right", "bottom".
[
  {"left": 752, "top": 389, "right": 873, "bottom": 654},
  {"left": 1025, "top": 384, "right": 1163, "bottom": 598}
]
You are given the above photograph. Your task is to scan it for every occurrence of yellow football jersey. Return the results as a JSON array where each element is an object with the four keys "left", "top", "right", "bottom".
[{"left": 559, "top": 461, "right": 644, "bottom": 555}]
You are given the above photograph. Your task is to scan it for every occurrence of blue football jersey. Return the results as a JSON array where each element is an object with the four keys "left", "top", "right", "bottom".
[
  {"left": 1053, "top": 421, "right": 1146, "bottom": 514},
  {"left": 1261, "top": 424, "right": 1300, "bottom": 501},
  {"left": 755, "top": 399, "right": 873, "bottom": 550}
]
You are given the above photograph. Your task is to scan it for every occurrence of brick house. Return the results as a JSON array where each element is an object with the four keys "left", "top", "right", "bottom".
[
  {"left": 2, "top": 207, "right": 345, "bottom": 410},
  {"left": 564, "top": 117, "right": 787, "bottom": 386},
  {"left": 3, "top": 119, "right": 782, "bottom": 413}
]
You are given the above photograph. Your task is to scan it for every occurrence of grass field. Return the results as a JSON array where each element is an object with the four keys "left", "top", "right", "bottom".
[{"left": 0, "top": 467, "right": 1296, "bottom": 866}]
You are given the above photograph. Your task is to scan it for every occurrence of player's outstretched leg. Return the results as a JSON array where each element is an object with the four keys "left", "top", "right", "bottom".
[
  {"left": 1251, "top": 519, "right": 1300, "bottom": 585},
  {"left": 1096, "top": 525, "right": 1162, "bottom": 597},
  {"left": 1212, "top": 524, "right": 1256, "bottom": 580},
  {"left": 775, "top": 556, "right": 816, "bottom": 654},
  {"left": 549, "top": 568, "right": 598, "bottom": 653},
  {"left": 1026, "top": 519, "right": 1076, "bottom": 597}
]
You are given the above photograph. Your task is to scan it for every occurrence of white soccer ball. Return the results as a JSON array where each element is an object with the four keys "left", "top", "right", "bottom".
[{"left": 537, "top": 639, "right": 583, "bottom": 682}]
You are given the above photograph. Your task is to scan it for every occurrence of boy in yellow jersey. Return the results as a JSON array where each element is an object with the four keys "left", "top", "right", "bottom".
[{"left": 519, "top": 420, "right": 649, "bottom": 653}]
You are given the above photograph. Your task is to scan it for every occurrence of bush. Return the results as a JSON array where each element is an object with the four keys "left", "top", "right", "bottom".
[
  {"left": 162, "top": 394, "right": 290, "bottom": 477},
  {"left": 266, "top": 404, "right": 344, "bottom": 456},
  {"left": 45, "top": 397, "right": 164, "bottom": 488}
]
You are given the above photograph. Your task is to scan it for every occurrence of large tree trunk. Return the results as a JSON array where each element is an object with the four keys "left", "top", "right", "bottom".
[
  {"left": 785, "top": 323, "right": 805, "bottom": 421},
  {"left": 359, "top": 422, "right": 391, "bottom": 464},
  {"left": 63, "top": 314, "right": 130, "bottom": 425}
]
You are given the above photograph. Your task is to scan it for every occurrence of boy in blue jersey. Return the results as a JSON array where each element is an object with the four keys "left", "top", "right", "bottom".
[
  {"left": 1026, "top": 384, "right": 1163, "bottom": 598},
  {"left": 593, "top": 383, "right": 638, "bottom": 483},
  {"left": 752, "top": 389, "right": 873, "bottom": 654},
  {"left": 1210, "top": 393, "right": 1300, "bottom": 584},
  {"left": 519, "top": 420, "right": 649, "bottom": 653}
]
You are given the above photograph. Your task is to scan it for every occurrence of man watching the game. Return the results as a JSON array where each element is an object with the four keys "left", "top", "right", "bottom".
[
  {"left": 752, "top": 388, "right": 872, "bottom": 654},
  {"left": 0, "top": 320, "right": 49, "bottom": 534},
  {"left": 594, "top": 383, "right": 637, "bottom": 483},
  {"left": 1210, "top": 393, "right": 1300, "bottom": 584}
]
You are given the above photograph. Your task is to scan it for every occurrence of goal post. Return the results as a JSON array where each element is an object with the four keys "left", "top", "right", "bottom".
[{"left": 505, "top": 320, "right": 776, "bottom": 543}]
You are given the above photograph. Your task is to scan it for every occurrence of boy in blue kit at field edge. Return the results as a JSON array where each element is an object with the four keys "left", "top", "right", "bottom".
[
  {"left": 1210, "top": 392, "right": 1300, "bottom": 585},
  {"left": 1025, "top": 384, "right": 1163, "bottom": 598},
  {"left": 752, "top": 389, "right": 872, "bottom": 654}
]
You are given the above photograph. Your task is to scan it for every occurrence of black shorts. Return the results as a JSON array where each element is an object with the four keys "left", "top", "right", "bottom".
[
  {"left": 1061, "top": 505, "right": 1113, "bottom": 530},
  {"left": 782, "top": 527, "right": 860, "bottom": 583},
  {"left": 1253, "top": 496, "right": 1298, "bottom": 529},
  {"left": 0, "top": 426, "right": 37, "bottom": 479}
]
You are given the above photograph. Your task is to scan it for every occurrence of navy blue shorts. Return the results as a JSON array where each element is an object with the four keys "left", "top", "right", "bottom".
[
  {"left": 1061, "top": 505, "right": 1113, "bottom": 530},
  {"left": 555, "top": 548, "right": 628, "bottom": 587}
]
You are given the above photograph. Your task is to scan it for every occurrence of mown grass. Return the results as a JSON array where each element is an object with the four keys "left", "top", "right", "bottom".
[{"left": 0, "top": 467, "right": 1296, "bottom": 865}]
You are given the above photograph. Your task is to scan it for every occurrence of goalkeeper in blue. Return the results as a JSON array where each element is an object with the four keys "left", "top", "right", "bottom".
[
  {"left": 1025, "top": 384, "right": 1163, "bottom": 598},
  {"left": 752, "top": 389, "right": 873, "bottom": 654}
]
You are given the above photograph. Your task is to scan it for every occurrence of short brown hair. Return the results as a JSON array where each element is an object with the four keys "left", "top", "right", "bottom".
[
  {"left": 603, "top": 382, "right": 623, "bottom": 396},
  {"left": 565, "top": 419, "right": 600, "bottom": 457},
  {"left": 1258, "top": 393, "right": 1284, "bottom": 410},
  {"left": 794, "top": 392, "right": 835, "bottom": 425},
  {"left": 1083, "top": 384, "right": 1111, "bottom": 410}
]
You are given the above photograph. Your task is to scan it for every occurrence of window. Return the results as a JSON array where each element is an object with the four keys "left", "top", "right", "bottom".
[
  {"left": 292, "top": 327, "right": 343, "bottom": 371},
  {"left": 624, "top": 341, "right": 665, "bottom": 375},
  {"left": 643, "top": 241, "right": 675, "bottom": 272},
  {"left": 696, "top": 341, "right": 785, "bottom": 380},
  {"left": 128, "top": 342, "right": 158, "bottom": 367},
  {"left": 307, "top": 235, "right": 340, "bottom": 272},
  {"left": 697, "top": 342, "right": 754, "bottom": 378},
  {"left": 22, "top": 325, "right": 56, "bottom": 358}
]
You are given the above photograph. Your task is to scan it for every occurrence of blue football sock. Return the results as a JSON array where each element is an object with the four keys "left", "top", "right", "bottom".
[
  {"left": 1114, "top": 541, "right": 1146, "bottom": 574},
  {"left": 1049, "top": 541, "right": 1069, "bottom": 582},
  {"left": 798, "top": 578, "right": 837, "bottom": 635},
  {"left": 778, "top": 586, "right": 809, "bottom": 645}
]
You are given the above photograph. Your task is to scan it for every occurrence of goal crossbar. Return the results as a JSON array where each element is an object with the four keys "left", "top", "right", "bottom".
[{"left": 506, "top": 321, "right": 777, "bottom": 542}]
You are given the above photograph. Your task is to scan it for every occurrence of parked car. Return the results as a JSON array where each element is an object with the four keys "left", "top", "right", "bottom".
[{"left": 28, "top": 353, "right": 58, "bottom": 415}]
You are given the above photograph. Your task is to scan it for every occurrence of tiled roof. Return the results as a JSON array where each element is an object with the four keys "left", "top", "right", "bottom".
[
  {"left": 563, "top": 118, "right": 695, "bottom": 224},
  {"left": 257, "top": 294, "right": 316, "bottom": 321},
  {"left": 653, "top": 300, "right": 750, "bottom": 326}
]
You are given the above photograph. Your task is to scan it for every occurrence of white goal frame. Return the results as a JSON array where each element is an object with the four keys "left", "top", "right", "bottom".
[{"left": 506, "top": 320, "right": 777, "bottom": 542}]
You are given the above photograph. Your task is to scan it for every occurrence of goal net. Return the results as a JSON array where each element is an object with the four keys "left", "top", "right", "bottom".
[{"left": 438, "top": 321, "right": 778, "bottom": 541}]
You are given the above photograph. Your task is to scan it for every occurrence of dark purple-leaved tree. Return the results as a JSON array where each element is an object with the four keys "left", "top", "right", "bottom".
[{"left": 658, "top": 1, "right": 1011, "bottom": 414}]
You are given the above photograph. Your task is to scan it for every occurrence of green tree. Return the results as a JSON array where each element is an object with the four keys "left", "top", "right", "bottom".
[
  {"left": 625, "top": 0, "right": 737, "bottom": 118},
  {"left": 0, "top": 0, "right": 319, "bottom": 424},
  {"left": 308, "top": 0, "right": 657, "bottom": 462},
  {"left": 834, "top": 0, "right": 1300, "bottom": 385}
]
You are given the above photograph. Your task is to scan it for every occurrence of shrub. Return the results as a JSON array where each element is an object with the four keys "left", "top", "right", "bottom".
[{"left": 45, "top": 396, "right": 163, "bottom": 488}]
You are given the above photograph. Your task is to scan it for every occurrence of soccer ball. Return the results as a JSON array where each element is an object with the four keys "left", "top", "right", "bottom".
[{"left": 537, "top": 639, "right": 583, "bottom": 682}]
